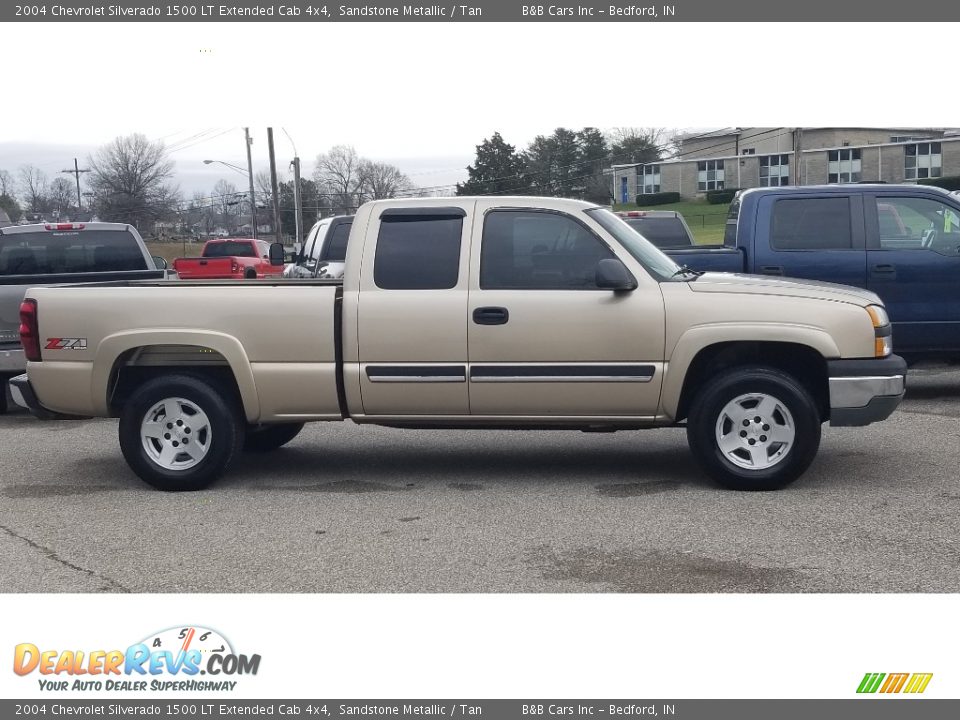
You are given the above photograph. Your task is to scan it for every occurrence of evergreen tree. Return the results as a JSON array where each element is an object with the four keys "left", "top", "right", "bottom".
[{"left": 456, "top": 132, "right": 528, "bottom": 196}]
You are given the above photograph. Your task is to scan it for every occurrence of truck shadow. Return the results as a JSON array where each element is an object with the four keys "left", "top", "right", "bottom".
[{"left": 229, "top": 440, "right": 712, "bottom": 492}]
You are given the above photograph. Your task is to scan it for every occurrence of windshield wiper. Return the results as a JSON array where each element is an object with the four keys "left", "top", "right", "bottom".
[{"left": 671, "top": 264, "right": 703, "bottom": 279}]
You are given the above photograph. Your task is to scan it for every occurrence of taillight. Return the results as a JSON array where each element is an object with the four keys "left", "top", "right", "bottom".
[
  {"left": 19, "top": 299, "right": 41, "bottom": 362},
  {"left": 231, "top": 260, "right": 239, "bottom": 274}
]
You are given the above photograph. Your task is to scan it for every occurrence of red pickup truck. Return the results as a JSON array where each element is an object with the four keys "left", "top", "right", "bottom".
[{"left": 173, "top": 239, "right": 285, "bottom": 279}]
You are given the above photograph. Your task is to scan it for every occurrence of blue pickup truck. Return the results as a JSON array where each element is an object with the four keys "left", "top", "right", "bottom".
[{"left": 665, "top": 184, "right": 960, "bottom": 362}]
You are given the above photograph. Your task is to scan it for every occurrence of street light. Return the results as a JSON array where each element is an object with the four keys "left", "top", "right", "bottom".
[{"left": 204, "top": 154, "right": 258, "bottom": 239}]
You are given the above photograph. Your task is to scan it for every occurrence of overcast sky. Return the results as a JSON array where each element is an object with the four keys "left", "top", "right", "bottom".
[{"left": 2, "top": 22, "right": 954, "bottom": 198}]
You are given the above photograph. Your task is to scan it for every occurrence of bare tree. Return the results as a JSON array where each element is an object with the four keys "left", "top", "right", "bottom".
[
  {"left": 313, "top": 145, "right": 363, "bottom": 213},
  {"left": 358, "top": 160, "right": 415, "bottom": 200},
  {"left": 87, "top": 134, "right": 179, "bottom": 232},
  {"left": 212, "top": 179, "right": 239, "bottom": 231},
  {"left": 0, "top": 169, "right": 13, "bottom": 197},
  {"left": 19, "top": 165, "right": 50, "bottom": 214},
  {"left": 49, "top": 177, "right": 75, "bottom": 218}
]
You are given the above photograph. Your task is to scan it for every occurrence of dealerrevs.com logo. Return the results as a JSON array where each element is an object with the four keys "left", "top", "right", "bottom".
[
  {"left": 13, "top": 626, "right": 261, "bottom": 693},
  {"left": 857, "top": 672, "right": 933, "bottom": 694}
]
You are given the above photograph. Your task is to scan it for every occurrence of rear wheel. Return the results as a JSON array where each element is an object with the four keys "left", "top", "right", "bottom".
[
  {"left": 686, "top": 366, "right": 821, "bottom": 491},
  {"left": 244, "top": 423, "right": 305, "bottom": 452},
  {"left": 244, "top": 267, "right": 257, "bottom": 279},
  {"left": 119, "top": 374, "right": 243, "bottom": 491},
  {"left": 0, "top": 381, "right": 8, "bottom": 415}
]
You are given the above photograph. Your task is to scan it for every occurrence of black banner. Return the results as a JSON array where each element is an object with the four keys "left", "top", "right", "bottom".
[
  {"left": 2, "top": 700, "right": 956, "bottom": 719},
  {"left": 4, "top": 0, "right": 959, "bottom": 22}
]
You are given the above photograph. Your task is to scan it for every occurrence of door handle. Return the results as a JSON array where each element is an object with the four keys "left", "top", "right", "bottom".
[
  {"left": 473, "top": 307, "right": 509, "bottom": 325},
  {"left": 759, "top": 265, "right": 784, "bottom": 276},
  {"left": 871, "top": 263, "right": 896, "bottom": 278}
]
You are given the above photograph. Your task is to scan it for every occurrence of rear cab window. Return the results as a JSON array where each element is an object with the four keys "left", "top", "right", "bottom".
[
  {"left": 203, "top": 241, "right": 256, "bottom": 258},
  {"left": 0, "top": 227, "right": 148, "bottom": 276},
  {"left": 623, "top": 216, "right": 693, "bottom": 248},
  {"left": 323, "top": 221, "right": 352, "bottom": 262}
]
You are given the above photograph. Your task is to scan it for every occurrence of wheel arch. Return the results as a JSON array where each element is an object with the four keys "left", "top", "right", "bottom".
[
  {"left": 93, "top": 330, "right": 260, "bottom": 422},
  {"left": 665, "top": 329, "right": 835, "bottom": 421}
]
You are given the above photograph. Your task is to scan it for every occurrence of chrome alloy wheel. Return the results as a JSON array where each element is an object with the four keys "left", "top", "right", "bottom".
[
  {"left": 140, "top": 397, "right": 212, "bottom": 471},
  {"left": 714, "top": 392, "right": 795, "bottom": 470}
]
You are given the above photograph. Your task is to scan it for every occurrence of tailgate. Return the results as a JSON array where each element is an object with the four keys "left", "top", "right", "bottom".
[{"left": 173, "top": 257, "right": 236, "bottom": 278}]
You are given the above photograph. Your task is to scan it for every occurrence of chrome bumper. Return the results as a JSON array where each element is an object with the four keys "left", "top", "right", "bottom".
[{"left": 827, "top": 355, "right": 907, "bottom": 427}]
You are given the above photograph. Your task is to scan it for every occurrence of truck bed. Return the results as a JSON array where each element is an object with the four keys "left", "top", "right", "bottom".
[{"left": 664, "top": 245, "right": 745, "bottom": 273}]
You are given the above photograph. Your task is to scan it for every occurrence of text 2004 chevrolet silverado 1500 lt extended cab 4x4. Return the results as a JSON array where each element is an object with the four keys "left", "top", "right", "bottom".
[{"left": 12, "top": 197, "right": 906, "bottom": 492}]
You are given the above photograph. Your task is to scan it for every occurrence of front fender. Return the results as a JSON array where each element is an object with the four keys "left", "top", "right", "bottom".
[{"left": 660, "top": 323, "right": 839, "bottom": 419}]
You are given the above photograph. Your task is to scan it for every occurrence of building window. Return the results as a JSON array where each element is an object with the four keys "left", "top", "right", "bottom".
[
  {"left": 759, "top": 154, "right": 790, "bottom": 187},
  {"left": 905, "top": 142, "right": 942, "bottom": 180},
  {"left": 697, "top": 160, "right": 725, "bottom": 192},
  {"left": 891, "top": 135, "right": 932, "bottom": 143},
  {"left": 638, "top": 164, "right": 661, "bottom": 194},
  {"left": 741, "top": 148, "right": 756, "bottom": 155},
  {"left": 828, "top": 149, "right": 862, "bottom": 184}
]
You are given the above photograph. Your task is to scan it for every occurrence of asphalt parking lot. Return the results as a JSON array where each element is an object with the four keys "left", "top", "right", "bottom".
[{"left": 0, "top": 365, "right": 958, "bottom": 593}]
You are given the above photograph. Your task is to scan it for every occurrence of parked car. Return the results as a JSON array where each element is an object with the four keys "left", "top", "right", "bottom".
[
  {"left": 283, "top": 216, "right": 353, "bottom": 279},
  {"left": 173, "top": 239, "right": 285, "bottom": 280},
  {"left": 0, "top": 222, "right": 165, "bottom": 413},
  {"left": 664, "top": 184, "right": 960, "bottom": 363},
  {"left": 617, "top": 210, "right": 696, "bottom": 248},
  {"left": 13, "top": 197, "right": 904, "bottom": 492}
]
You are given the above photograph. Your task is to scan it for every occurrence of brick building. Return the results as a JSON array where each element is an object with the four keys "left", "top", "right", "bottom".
[{"left": 611, "top": 127, "right": 960, "bottom": 202}]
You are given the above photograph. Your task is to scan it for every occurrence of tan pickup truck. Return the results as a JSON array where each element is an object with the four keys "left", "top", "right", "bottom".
[{"left": 12, "top": 197, "right": 906, "bottom": 492}]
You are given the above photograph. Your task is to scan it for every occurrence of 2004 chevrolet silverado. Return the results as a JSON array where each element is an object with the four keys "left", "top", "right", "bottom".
[{"left": 11, "top": 197, "right": 907, "bottom": 492}]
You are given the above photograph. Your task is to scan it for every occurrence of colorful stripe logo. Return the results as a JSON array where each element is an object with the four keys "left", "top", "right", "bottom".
[{"left": 857, "top": 672, "right": 933, "bottom": 694}]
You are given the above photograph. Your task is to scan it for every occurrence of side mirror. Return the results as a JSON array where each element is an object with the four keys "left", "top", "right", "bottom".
[
  {"left": 151, "top": 255, "right": 168, "bottom": 270},
  {"left": 268, "top": 242, "right": 285, "bottom": 266},
  {"left": 596, "top": 258, "right": 637, "bottom": 291}
]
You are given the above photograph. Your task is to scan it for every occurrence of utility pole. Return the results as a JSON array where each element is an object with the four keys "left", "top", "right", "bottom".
[
  {"left": 61, "top": 159, "right": 90, "bottom": 211},
  {"left": 290, "top": 156, "right": 303, "bottom": 249},
  {"left": 266, "top": 128, "right": 282, "bottom": 244},
  {"left": 244, "top": 128, "right": 258, "bottom": 239}
]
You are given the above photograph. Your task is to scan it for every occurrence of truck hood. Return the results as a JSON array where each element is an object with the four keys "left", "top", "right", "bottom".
[{"left": 688, "top": 272, "right": 882, "bottom": 307}]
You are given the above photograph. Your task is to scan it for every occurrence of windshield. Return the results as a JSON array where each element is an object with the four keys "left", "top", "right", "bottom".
[
  {"left": 203, "top": 241, "right": 256, "bottom": 258},
  {"left": 584, "top": 208, "right": 683, "bottom": 281}
]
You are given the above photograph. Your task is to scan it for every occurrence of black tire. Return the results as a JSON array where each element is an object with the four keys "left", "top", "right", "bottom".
[
  {"left": 119, "top": 374, "right": 244, "bottom": 491},
  {"left": 244, "top": 267, "right": 257, "bottom": 279},
  {"left": 0, "top": 381, "right": 8, "bottom": 415},
  {"left": 244, "top": 423, "right": 305, "bottom": 452},
  {"left": 686, "top": 366, "right": 821, "bottom": 491}
]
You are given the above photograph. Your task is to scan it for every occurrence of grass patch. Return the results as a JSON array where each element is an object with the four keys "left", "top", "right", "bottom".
[
  {"left": 146, "top": 241, "right": 203, "bottom": 265},
  {"left": 614, "top": 198, "right": 730, "bottom": 245}
]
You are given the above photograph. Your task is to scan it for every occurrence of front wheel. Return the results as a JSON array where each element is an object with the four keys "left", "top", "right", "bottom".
[
  {"left": 244, "top": 423, "right": 305, "bottom": 452},
  {"left": 119, "top": 374, "right": 244, "bottom": 491},
  {"left": 686, "top": 366, "right": 821, "bottom": 491}
]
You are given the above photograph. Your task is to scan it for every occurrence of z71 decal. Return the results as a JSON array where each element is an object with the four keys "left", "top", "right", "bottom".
[{"left": 45, "top": 338, "right": 88, "bottom": 350}]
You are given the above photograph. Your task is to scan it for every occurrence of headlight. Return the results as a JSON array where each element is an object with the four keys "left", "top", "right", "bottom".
[{"left": 866, "top": 305, "right": 892, "bottom": 357}]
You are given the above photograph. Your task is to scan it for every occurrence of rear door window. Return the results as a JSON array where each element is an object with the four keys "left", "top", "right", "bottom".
[
  {"left": 770, "top": 197, "right": 853, "bottom": 250},
  {"left": 373, "top": 212, "right": 463, "bottom": 290},
  {"left": 0, "top": 229, "right": 148, "bottom": 275}
]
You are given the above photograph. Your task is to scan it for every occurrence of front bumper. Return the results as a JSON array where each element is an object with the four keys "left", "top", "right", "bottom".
[
  {"left": 828, "top": 355, "right": 907, "bottom": 427},
  {"left": 9, "top": 373, "right": 89, "bottom": 421},
  {"left": 0, "top": 345, "right": 25, "bottom": 376}
]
